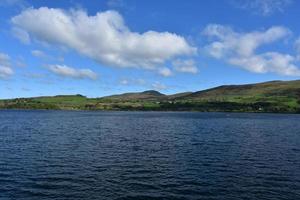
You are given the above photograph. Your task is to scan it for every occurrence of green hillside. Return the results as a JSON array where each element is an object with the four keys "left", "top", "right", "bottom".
[
  {"left": 101, "top": 90, "right": 166, "bottom": 101},
  {"left": 1, "top": 80, "right": 300, "bottom": 113},
  {"left": 179, "top": 80, "right": 300, "bottom": 112}
]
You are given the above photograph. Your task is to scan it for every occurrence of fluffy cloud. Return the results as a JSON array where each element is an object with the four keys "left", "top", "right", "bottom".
[
  {"left": 232, "top": 0, "right": 293, "bottom": 16},
  {"left": 172, "top": 59, "right": 198, "bottom": 74},
  {"left": 228, "top": 52, "right": 300, "bottom": 75},
  {"left": 203, "top": 24, "right": 300, "bottom": 76},
  {"left": 12, "top": 7, "right": 196, "bottom": 73},
  {"left": 203, "top": 24, "right": 290, "bottom": 57},
  {"left": 0, "top": 66, "right": 13, "bottom": 79},
  {"left": 48, "top": 64, "right": 98, "bottom": 80},
  {"left": 0, "top": 53, "right": 14, "bottom": 79},
  {"left": 158, "top": 67, "right": 172, "bottom": 77}
]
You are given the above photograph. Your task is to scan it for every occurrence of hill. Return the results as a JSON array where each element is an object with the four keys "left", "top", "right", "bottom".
[
  {"left": 1, "top": 80, "right": 300, "bottom": 113},
  {"left": 101, "top": 90, "right": 165, "bottom": 101},
  {"left": 182, "top": 80, "right": 300, "bottom": 101}
]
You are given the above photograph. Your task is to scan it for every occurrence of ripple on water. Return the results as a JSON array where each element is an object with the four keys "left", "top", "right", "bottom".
[{"left": 0, "top": 111, "right": 300, "bottom": 200}]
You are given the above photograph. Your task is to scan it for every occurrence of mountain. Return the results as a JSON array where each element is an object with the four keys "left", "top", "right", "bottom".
[
  {"left": 181, "top": 80, "right": 300, "bottom": 101},
  {"left": 1, "top": 80, "right": 300, "bottom": 113},
  {"left": 167, "top": 92, "right": 193, "bottom": 99},
  {"left": 101, "top": 90, "right": 165, "bottom": 101}
]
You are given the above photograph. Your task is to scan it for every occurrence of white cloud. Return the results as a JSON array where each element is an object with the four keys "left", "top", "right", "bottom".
[
  {"left": 119, "top": 78, "right": 146, "bottom": 86},
  {"left": 118, "top": 78, "right": 167, "bottom": 91},
  {"left": 0, "top": 53, "right": 10, "bottom": 66},
  {"left": 203, "top": 24, "right": 300, "bottom": 76},
  {"left": 172, "top": 59, "right": 198, "bottom": 74},
  {"left": 31, "top": 49, "right": 64, "bottom": 62},
  {"left": 228, "top": 52, "right": 300, "bottom": 75},
  {"left": 48, "top": 64, "right": 98, "bottom": 80},
  {"left": 31, "top": 50, "right": 46, "bottom": 58},
  {"left": 203, "top": 24, "right": 290, "bottom": 57},
  {"left": 0, "top": 66, "right": 14, "bottom": 79},
  {"left": 12, "top": 27, "right": 30, "bottom": 44},
  {"left": 232, "top": 0, "right": 293, "bottom": 16},
  {"left": 12, "top": 7, "right": 196, "bottom": 72},
  {"left": 0, "top": 53, "right": 14, "bottom": 79},
  {"left": 151, "top": 82, "right": 167, "bottom": 90},
  {"left": 158, "top": 67, "right": 172, "bottom": 77},
  {"left": 119, "top": 79, "right": 129, "bottom": 85}
]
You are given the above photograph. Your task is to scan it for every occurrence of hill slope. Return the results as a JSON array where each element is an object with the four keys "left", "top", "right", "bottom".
[
  {"left": 101, "top": 90, "right": 166, "bottom": 101},
  {"left": 182, "top": 80, "right": 300, "bottom": 101},
  {"left": 1, "top": 80, "right": 300, "bottom": 112}
]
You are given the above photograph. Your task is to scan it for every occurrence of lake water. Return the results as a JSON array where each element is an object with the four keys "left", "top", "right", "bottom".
[{"left": 0, "top": 110, "right": 300, "bottom": 200}]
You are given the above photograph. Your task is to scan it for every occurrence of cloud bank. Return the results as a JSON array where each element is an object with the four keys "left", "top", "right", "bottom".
[
  {"left": 12, "top": 7, "right": 196, "bottom": 74},
  {"left": 48, "top": 64, "right": 98, "bottom": 80},
  {"left": 203, "top": 24, "right": 300, "bottom": 76},
  {"left": 10, "top": 7, "right": 300, "bottom": 79}
]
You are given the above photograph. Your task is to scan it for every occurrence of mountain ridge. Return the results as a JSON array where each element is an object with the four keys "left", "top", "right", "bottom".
[{"left": 1, "top": 80, "right": 300, "bottom": 113}]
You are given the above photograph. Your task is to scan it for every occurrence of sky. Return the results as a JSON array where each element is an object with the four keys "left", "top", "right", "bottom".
[{"left": 1, "top": 0, "right": 300, "bottom": 98}]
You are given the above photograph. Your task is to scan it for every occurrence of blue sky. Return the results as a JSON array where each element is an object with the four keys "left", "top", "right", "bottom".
[{"left": 1, "top": 0, "right": 300, "bottom": 98}]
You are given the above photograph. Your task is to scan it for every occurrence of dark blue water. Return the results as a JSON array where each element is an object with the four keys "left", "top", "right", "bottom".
[{"left": 0, "top": 110, "right": 300, "bottom": 200}]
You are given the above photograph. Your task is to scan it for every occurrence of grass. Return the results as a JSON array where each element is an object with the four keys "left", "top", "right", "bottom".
[{"left": 1, "top": 80, "right": 300, "bottom": 113}]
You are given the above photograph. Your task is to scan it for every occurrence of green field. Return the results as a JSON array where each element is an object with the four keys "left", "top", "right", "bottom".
[{"left": 1, "top": 80, "right": 300, "bottom": 113}]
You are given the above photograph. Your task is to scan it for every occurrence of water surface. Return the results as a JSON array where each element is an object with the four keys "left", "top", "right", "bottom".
[{"left": 0, "top": 110, "right": 300, "bottom": 199}]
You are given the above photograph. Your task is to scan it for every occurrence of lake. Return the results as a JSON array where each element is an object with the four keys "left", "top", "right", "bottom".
[{"left": 0, "top": 110, "right": 300, "bottom": 199}]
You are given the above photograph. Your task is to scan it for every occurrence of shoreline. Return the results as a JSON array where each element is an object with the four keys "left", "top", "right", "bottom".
[{"left": 1, "top": 108, "right": 299, "bottom": 115}]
